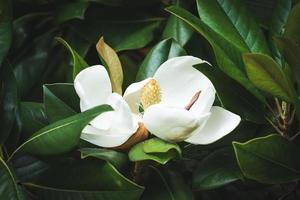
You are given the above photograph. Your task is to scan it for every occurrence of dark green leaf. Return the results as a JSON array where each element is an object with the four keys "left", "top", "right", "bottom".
[
  {"left": 0, "top": 0, "right": 12, "bottom": 66},
  {"left": 79, "top": 148, "right": 128, "bottom": 171},
  {"left": 233, "top": 134, "right": 300, "bottom": 184},
  {"left": 136, "top": 38, "right": 186, "bottom": 81},
  {"left": 129, "top": 138, "right": 181, "bottom": 164},
  {"left": 196, "top": 0, "right": 270, "bottom": 54},
  {"left": 269, "top": 0, "right": 292, "bottom": 35},
  {"left": 0, "top": 62, "right": 19, "bottom": 144},
  {"left": 141, "top": 167, "right": 193, "bottom": 200},
  {"left": 56, "top": 37, "right": 88, "bottom": 80},
  {"left": 10, "top": 105, "right": 112, "bottom": 158},
  {"left": 55, "top": 2, "right": 89, "bottom": 24},
  {"left": 19, "top": 102, "right": 48, "bottom": 136},
  {"left": 23, "top": 158, "right": 143, "bottom": 200},
  {"left": 0, "top": 157, "right": 26, "bottom": 200},
  {"left": 166, "top": 6, "right": 266, "bottom": 104},
  {"left": 243, "top": 53, "right": 293, "bottom": 101},
  {"left": 193, "top": 147, "right": 242, "bottom": 190},
  {"left": 284, "top": 3, "right": 300, "bottom": 45},
  {"left": 43, "top": 83, "right": 79, "bottom": 123}
]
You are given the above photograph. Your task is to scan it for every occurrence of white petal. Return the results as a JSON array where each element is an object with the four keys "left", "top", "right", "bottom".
[
  {"left": 143, "top": 104, "right": 210, "bottom": 142},
  {"left": 189, "top": 87, "right": 216, "bottom": 116},
  {"left": 153, "top": 56, "right": 214, "bottom": 108},
  {"left": 123, "top": 78, "right": 151, "bottom": 114},
  {"left": 74, "top": 65, "right": 112, "bottom": 111},
  {"left": 90, "top": 93, "right": 139, "bottom": 133},
  {"left": 185, "top": 106, "right": 241, "bottom": 144},
  {"left": 81, "top": 125, "right": 132, "bottom": 147}
]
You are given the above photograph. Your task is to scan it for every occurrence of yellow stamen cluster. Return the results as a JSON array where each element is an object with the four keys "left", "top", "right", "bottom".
[{"left": 140, "top": 79, "right": 161, "bottom": 109}]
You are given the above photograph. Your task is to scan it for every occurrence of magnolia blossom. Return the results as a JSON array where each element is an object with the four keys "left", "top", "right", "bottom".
[
  {"left": 74, "top": 65, "right": 139, "bottom": 147},
  {"left": 124, "top": 56, "right": 241, "bottom": 144}
]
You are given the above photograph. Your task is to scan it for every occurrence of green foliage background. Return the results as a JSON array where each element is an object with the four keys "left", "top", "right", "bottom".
[{"left": 1, "top": 0, "right": 300, "bottom": 199}]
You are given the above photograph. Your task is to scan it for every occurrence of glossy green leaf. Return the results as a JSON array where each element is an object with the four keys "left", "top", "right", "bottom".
[
  {"left": 197, "top": 0, "right": 270, "bottom": 54},
  {"left": 162, "top": 0, "right": 193, "bottom": 46},
  {"left": 193, "top": 147, "right": 243, "bottom": 190},
  {"left": 10, "top": 105, "right": 112, "bottom": 158},
  {"left": 136, "top": 38, "right": 186, "bottom": 81},
  {"left": 141, "top": 167, "right": 193, "bottom": 200},
  {"left": 233, "top": 134, "right": 300, "bottom": 184},
  {"left": 19, "top": 102, "right": 48, "bottom": 136},
  {"left": 0, "top": 0, "right": 12, "bottom": 66},
  {"left": 194, "top": 63, "right": 266, "bottom": 123},
  {"left": 269, "top": 0, "right": 292, "bottom": 35},
  {"left": 55, "top": 2, "right": 89, "bottom": 23},
  {"left": 0, "top": 157, "right": 26, "bottom": 200},
  {"left": 79, "top": 148, "right": 128, "bottom": 171},
  {"left": 166, "top": 6, "right": 266, "bottom": 104},
  {"left": 56, "top": 37, "right": 88, "bottom": 80},
  {"left": 284, "top": 3, "right": 300, "bottom": 45},
  {"left": 43, "top": 83, "right": 79, "bottom": 123},
  {"left": 129, "top": 138, "right": 181, "bottom": 164},
  {"left": 23, "top": 158, "right": 144, "bottom": 200},
  {"left": 243, "top": 53, "right": 293, "bottom": 101},
  {"left": 275, "top": 36, "right": 300, "bottom": 80},
  {"left": 0, "top": 62, "right": 19, "bottom": 144}
]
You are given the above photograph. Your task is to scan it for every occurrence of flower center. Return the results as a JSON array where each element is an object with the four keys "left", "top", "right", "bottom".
[{"left": 140, "top": 79, "right": 161, "bottom": 109}]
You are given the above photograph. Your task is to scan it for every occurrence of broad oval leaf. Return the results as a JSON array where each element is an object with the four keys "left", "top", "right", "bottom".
[
  {"left": 56, "top": 37, "right": 89, "bottom": 80},
  {"left": 129, "top": 138, "right": 181, "bottom": 164},
  {"left": 54, "top": 2, "right": 89, "bottom": 24},
  {"left": 284, "top": 3, "right": 300, "bottom": 45},
  {"left": 193, "top": 147, "right": 242, "bottom": 190},
  {"left": 0, "top": 157, "right": 26, "bottom": 200},
  {"left": 10, "top": 105, "right": 112, "bottom": 158},
  {"left": 243, "top": 53, "right": 293, "bottom": 101},
  {"left": 96, "top": 37, "right": 123, "bottom": 94},
  {"left": 136, "top": 38, "right": 186, "bottom": 81},
  {"left": 233, "top": 134, "right": 300, "bottom": 184},
  {"left": 43, "top": 83, "right": 79, "bottom": 123}
]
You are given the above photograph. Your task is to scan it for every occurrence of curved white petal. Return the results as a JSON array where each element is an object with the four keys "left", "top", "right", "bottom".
[
  {"left": 123, "top": 78, "right": 152, "bottom": 114},
  {"left": 153, "top": 56, "right": 214, "bottom": 108},
  {"left": 91, "top": 93, "right": 139, "bottom": 133},
  {"left": 81, "top": 125, "right": 133, "bottom": 147},
  {"left": 74, "top": 65, "right": 112, "bottom": 111},
  {"left": 189, "top": 87, "right": 216, "bottom": 116},
  {"left": 143, "top": 104, "right": 210, "bottom": 142},
  {"left": 185, "top": 106, "right": 241, "bottom": 145}
]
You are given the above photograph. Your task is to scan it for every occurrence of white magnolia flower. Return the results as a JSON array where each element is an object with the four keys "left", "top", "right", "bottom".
[
  {"left": 74, "top": 65, "right": 139, "bottom": 148},
  {"left": 124, "top": 56, "right": 241, "bottom": 144}
]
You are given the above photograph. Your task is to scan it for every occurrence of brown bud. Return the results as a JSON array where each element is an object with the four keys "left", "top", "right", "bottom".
[{"left": 113, "top": 123, "right": 149, "bottom": 151}]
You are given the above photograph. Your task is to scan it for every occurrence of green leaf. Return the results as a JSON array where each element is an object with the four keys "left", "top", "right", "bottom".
[
  {"left": 19, "top": 102, "right": 48, "bottom": 136},
  {"left": 96, "top": 37, "right": 123, "bottom": 94},
  {"left": 43, "top": 83, "right": 79, "bottom": 123},
  {"left": 56, "top": 37, "right": 88, "bottom": 80},
  {"left": 193, "top": 147, "right": 243, "bottom": 190},
  {"left": 23, "top": 158, "right": 144, "bottom": 200},
  {"left": 136, "top": 38, "right": 186, "bottom": 81},
  {"left": 79, "top": 148, "right": 128, "bottom": 171},
  {"left": 233, "top": 134, "right": 300, "bottom": 184},
  {"left": 0, "top": 62, "right": 19, "bottom": 144},
  {"left": 269, "top": 0, "right": 292, "bottom": 35},
  {"left": 194, "top": 63, "right": 266, "bottom": 123},
  {"left": 274, "top": 36, "right": 300, "bottom": 81},
  {"left": 0, "top": 0, "right": 12, "bottom": 66},
  {"left": 243, "top": 53, "right": 293, "bottom": 101},
  {"left": 0, "top": 157, "right": 26, "bottom": 200},
  {"left": 166, "top": 6, "right": 266, "bottom": 104},
  {"left": 54, "top": 2, "right": 89, "bottom": 24},
  {"left": 162, "top": 0, "right": 193, "bottom": 46},
  {"left": 196, "top": 0, "right": 270, "bottom": 54},
  {"left": 10, "top": 105, "right": 112, "bottom": 158},
  {"left": 141, "top": 167, "right": 193, "bottom": 200},
  {"left": 129, "top": 138, "right": 181, "bottom": 164},
  {"left": 284, "top": 3, "right": 300, "bottom": 45}
]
